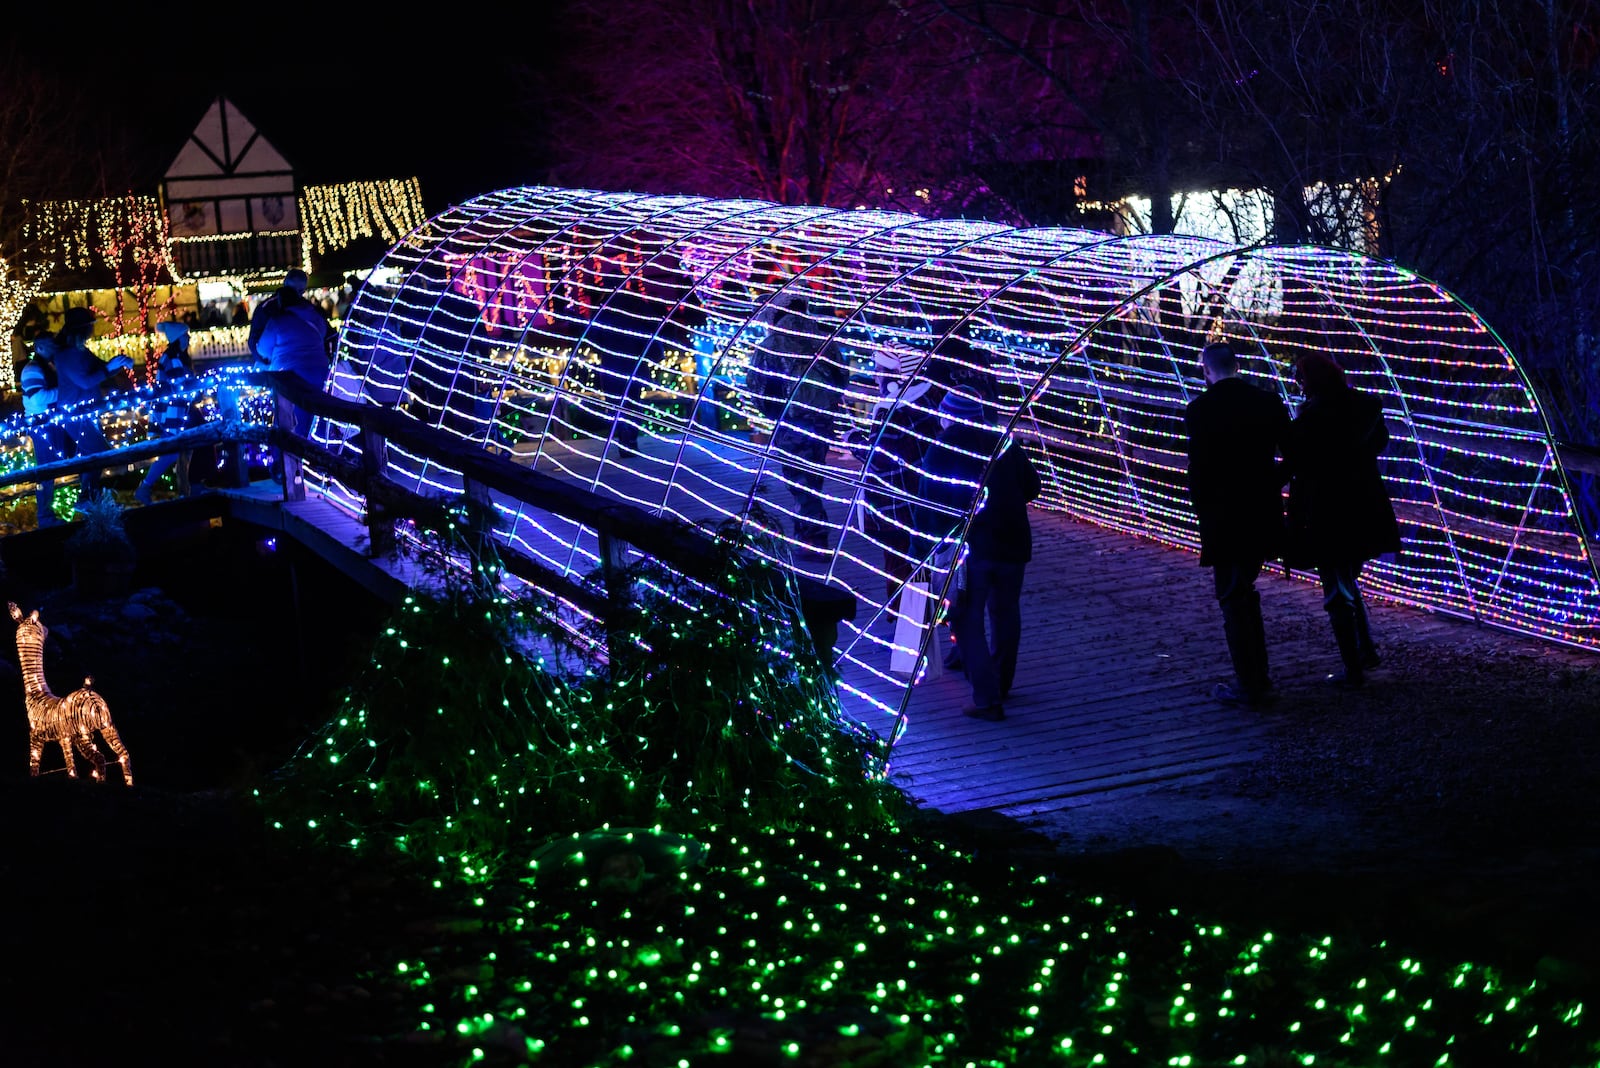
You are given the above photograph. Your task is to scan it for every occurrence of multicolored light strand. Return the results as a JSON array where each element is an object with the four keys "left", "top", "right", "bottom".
[{"left": 317, "top": 186, "right": 1600, "bottom": 749}]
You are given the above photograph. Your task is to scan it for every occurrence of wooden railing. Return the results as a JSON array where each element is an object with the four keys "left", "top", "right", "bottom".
[{"left": 2, "top": 372, "right": 856, "bottom": 661}]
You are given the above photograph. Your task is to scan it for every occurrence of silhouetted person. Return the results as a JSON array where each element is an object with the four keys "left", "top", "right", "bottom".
[
  {"left": 581, "top": 284, "right": 664, "bottom": 452},
  {"left": 136, "top": 322, "right": 199, "bottom": 504},
  {"left": 251, "top": 268, "right": 336, "bottom": 435},
  {"left": 747, "top": 290, "right": 848, "bottom": 555},
  {"left": 918, "top": 389, "right": 1040, "bottom": 722},
  {"left": 52, "top": 307, "right": 134, "bottom": 504},
  {"left": 844, "top": 343, "right": 945, "bottom": 601},
  {"left": 20, "top": 335, "right": 67, "bottom": 526},
  {"left": 1285, "top": 350, "right": 1401, "bottom": 688},
  {"left": 1184, "top": 341, "right": 1290, "bottom": 708}
]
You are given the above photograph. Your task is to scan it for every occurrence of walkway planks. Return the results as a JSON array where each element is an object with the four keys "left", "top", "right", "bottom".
[{"left": 215, "top": 474, "right": 1552, "bottom": 826}]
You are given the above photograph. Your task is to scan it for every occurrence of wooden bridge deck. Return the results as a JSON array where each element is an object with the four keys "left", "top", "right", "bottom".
[{"left": 218, "top": 461, "right": 1579, "bottom": 824}]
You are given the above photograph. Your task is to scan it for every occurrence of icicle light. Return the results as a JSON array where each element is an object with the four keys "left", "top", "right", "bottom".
[
  {"left": 300, "top": 179, "right": 427, "bottom": 255},
  {"left": 299, "top": 186, "right": 1597, "bottom": 748}
]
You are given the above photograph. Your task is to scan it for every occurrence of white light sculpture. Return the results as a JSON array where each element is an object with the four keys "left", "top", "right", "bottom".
[
  {"left": 8, "top": 603, "right": 134, "bottom": 784},
  {"left": 309, "top": 185, "right": 1600, "bottom": 751}
]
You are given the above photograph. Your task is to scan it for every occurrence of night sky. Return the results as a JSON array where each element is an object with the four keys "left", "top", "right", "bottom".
[{"left": 79, "top": 27, "right": 548, "bottom": 216}]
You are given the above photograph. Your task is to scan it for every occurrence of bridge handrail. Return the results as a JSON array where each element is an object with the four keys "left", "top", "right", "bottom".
[
  {"left": 267, "top": 372, "right": 856, "bottom": 659},
  {"left": 3, "top": 369, "right": 857, "bottom": 658}
]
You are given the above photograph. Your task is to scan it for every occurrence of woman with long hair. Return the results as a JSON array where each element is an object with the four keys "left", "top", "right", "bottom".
[{"left": 1285, "top": 351, "right": 1401, "bottom": 687}]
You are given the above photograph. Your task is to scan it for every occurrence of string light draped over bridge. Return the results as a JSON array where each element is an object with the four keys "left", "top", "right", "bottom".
[{"left": 314, "top": 185, "right": 1600, "bottom": 749}]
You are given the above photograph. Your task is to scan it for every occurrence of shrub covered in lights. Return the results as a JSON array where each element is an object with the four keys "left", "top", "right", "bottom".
[
  {"left": 259, "top": 514, "right": 1599, "bottom": 1067},
  {"left": 264, "top": 510, "right": 906, "bottom": 879}
]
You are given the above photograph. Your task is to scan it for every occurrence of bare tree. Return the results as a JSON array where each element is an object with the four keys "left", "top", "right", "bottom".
[
  {"left": 526, "top": 0, "right": 1099, "bottom": 215},
  {"left": 1155, "top": 1, "right": 1600, "bottom": 442},
  {"left": 0, "top": 44, "right": 157, "bottom": 337}
]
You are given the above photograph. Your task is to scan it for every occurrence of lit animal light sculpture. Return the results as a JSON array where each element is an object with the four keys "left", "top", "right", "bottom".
[{"left": 8, "top": 602, "right": 133, "bottom": 785}]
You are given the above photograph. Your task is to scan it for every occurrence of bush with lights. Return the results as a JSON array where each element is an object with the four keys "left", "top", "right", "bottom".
[
  {"left": 257, "top": 506, "right": 1600, "bottom": 1068},
  {"left": 263, "top": 499, "right": 905, "bottom": 883}
]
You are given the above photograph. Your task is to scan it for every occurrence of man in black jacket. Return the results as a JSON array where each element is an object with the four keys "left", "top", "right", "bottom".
[{"left": 1184, "top": 341, "right": 1291, "bottom": 708}]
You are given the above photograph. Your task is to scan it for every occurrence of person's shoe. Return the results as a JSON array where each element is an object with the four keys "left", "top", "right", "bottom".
[
  {"left": 1359, "top": 650, "right": 1381, "bottom": 670},
  {"left": 1326, "top": 670, "right": 1365, "bottom": 689},
  {"left": 134, "top": 484, "right": 155, "bottom": 506},
  {"left": 962, "top": 703, "right": 1005, "bottom": 722},
  {"left": 1212, "top": 681, "right": 1277, "bottom": 709}
]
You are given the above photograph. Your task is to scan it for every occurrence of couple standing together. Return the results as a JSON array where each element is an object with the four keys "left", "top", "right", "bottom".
[{"left": 1185, "top": 341, "right": 1401, "bottom": 707}]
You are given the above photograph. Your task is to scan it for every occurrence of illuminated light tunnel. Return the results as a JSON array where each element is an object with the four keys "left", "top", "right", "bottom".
[{"left": 312, "top": 184, "right": 1600, "bottom": 747}]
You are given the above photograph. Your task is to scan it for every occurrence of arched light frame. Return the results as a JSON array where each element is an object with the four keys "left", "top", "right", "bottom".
[{"left": 311, "top": 185, "right": 1600, "bottom": 752}]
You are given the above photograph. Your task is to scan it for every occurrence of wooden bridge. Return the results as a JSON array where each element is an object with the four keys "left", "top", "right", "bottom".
[{"left": 6, "top": 373, "right": 1594, "bottom": 827}]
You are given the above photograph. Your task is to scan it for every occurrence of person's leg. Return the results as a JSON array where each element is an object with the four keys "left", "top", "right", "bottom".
[
  {"left": 271, "top": 392, "right": 312, "bottom": 491},
  {"left": 34, "top": 479, "right": 57, "bottom": 526},
  {"left": 986, "top": 560, "right": 1026, "bottom": 699},
  {"left": 782, "top": 437, "right": 831, "bottom": 551},
  {"left": 944, "top": 582, "right": 966, "bottom": 670},
  {"left": 175, "top": 449, "right": 193, "bottom": 497},
  {"left": 1319, "top": 560, "right": 1366, "bottom": 686},
  {"left": 1350, "top": 562, "right": 1379, "bottom": 668},
  {"left": 1214, "top": 559, "right": 1271, "bottom": 699},
  {"left": 875, "top": 515, "right": 916, "bottom": 604},
  {"left": 31, "top": 425, "right": 61, "bottom": 527},
  {"left": 956, "top": 557, "right": 1004, "bottom": 714},
  {"left": 137, "top": 451, "right": 178, "bottom": 503},
  {"left": 66, "top": 415, "right": 109, "bottom": 499}
]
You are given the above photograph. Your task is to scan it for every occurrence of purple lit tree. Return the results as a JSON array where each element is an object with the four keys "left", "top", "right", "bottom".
[{"left": 527, "top": 0, "right": 1103, "bottom": 217}]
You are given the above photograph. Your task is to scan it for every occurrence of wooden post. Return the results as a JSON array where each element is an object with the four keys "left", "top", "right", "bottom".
[
  {"left": 597, "top": 530, "right": 632, "bottom": 679},
  {"left": 360, "top": 425, "right": 393, "bottom": 557},
  {"left": 217, "top": 384, "right": 249, "bottom": 488},
  {"left": 461, "top": 476, "right": 502, "bottom": 588},
  {"left": 275, "top": 393, "right": 307, "bottom": 502}
]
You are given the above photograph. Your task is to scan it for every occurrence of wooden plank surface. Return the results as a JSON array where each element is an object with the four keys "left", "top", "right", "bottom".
[
  {"left": 220, "top": 472, "right": 1587, "bottom": 827},
  {"left": 886, "top": 507, "right": 1449, "bottom": 816}
]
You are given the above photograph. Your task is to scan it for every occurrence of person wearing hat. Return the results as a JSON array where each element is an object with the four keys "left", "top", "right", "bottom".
[
  {"left": 918, "top": 389, "right": 1041, "bottom": 722},
  {"left": 251, "top": 268, "right": 338, "bottom": 435},
  {"left": 135, "top": 322, "right": 199, "bottom": 505},
  {"left": 20, "top": 334, "right": 68, "bottom": 526},
  {"left": 51, "top": 307, "right": 135, "bottom": 504}
]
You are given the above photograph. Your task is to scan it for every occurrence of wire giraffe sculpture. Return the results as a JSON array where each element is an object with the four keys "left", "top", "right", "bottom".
[{"left": 8, "top": 602, "right": 134, "bottom": 785}]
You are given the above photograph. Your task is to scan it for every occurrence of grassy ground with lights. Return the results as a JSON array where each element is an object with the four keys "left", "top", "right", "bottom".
[{"left": 3, "top": 514, "right": 1597, "bottom": 1067}]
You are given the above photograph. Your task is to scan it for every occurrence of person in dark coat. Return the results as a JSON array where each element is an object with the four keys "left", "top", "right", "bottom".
[
  {"left": 250, "top": 269, "right": 336, "bottom": 435},
  {"left": 1285, "top": 350, "right": 1401, "bottom": 687},
  {"left": 1184, "top": 340, "right": 1291, "bottom": 708},
  {"left": 845, "top": 343, "right": 945, "bottom": 601},
  {"left": 52, "top": 307, "right": 135, "bottom": 504},
  {"left": 135, "top": 322, "right": 199, "bottom": 504},
  {"left": 919, "top": 389, "right": 1041, "bottom": 722},
  {"left": 748, "top": 289, "right": 848, "bottom": 555},
  {"left": 582, "top": 283, "right": 665, "bottom": 453}
]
